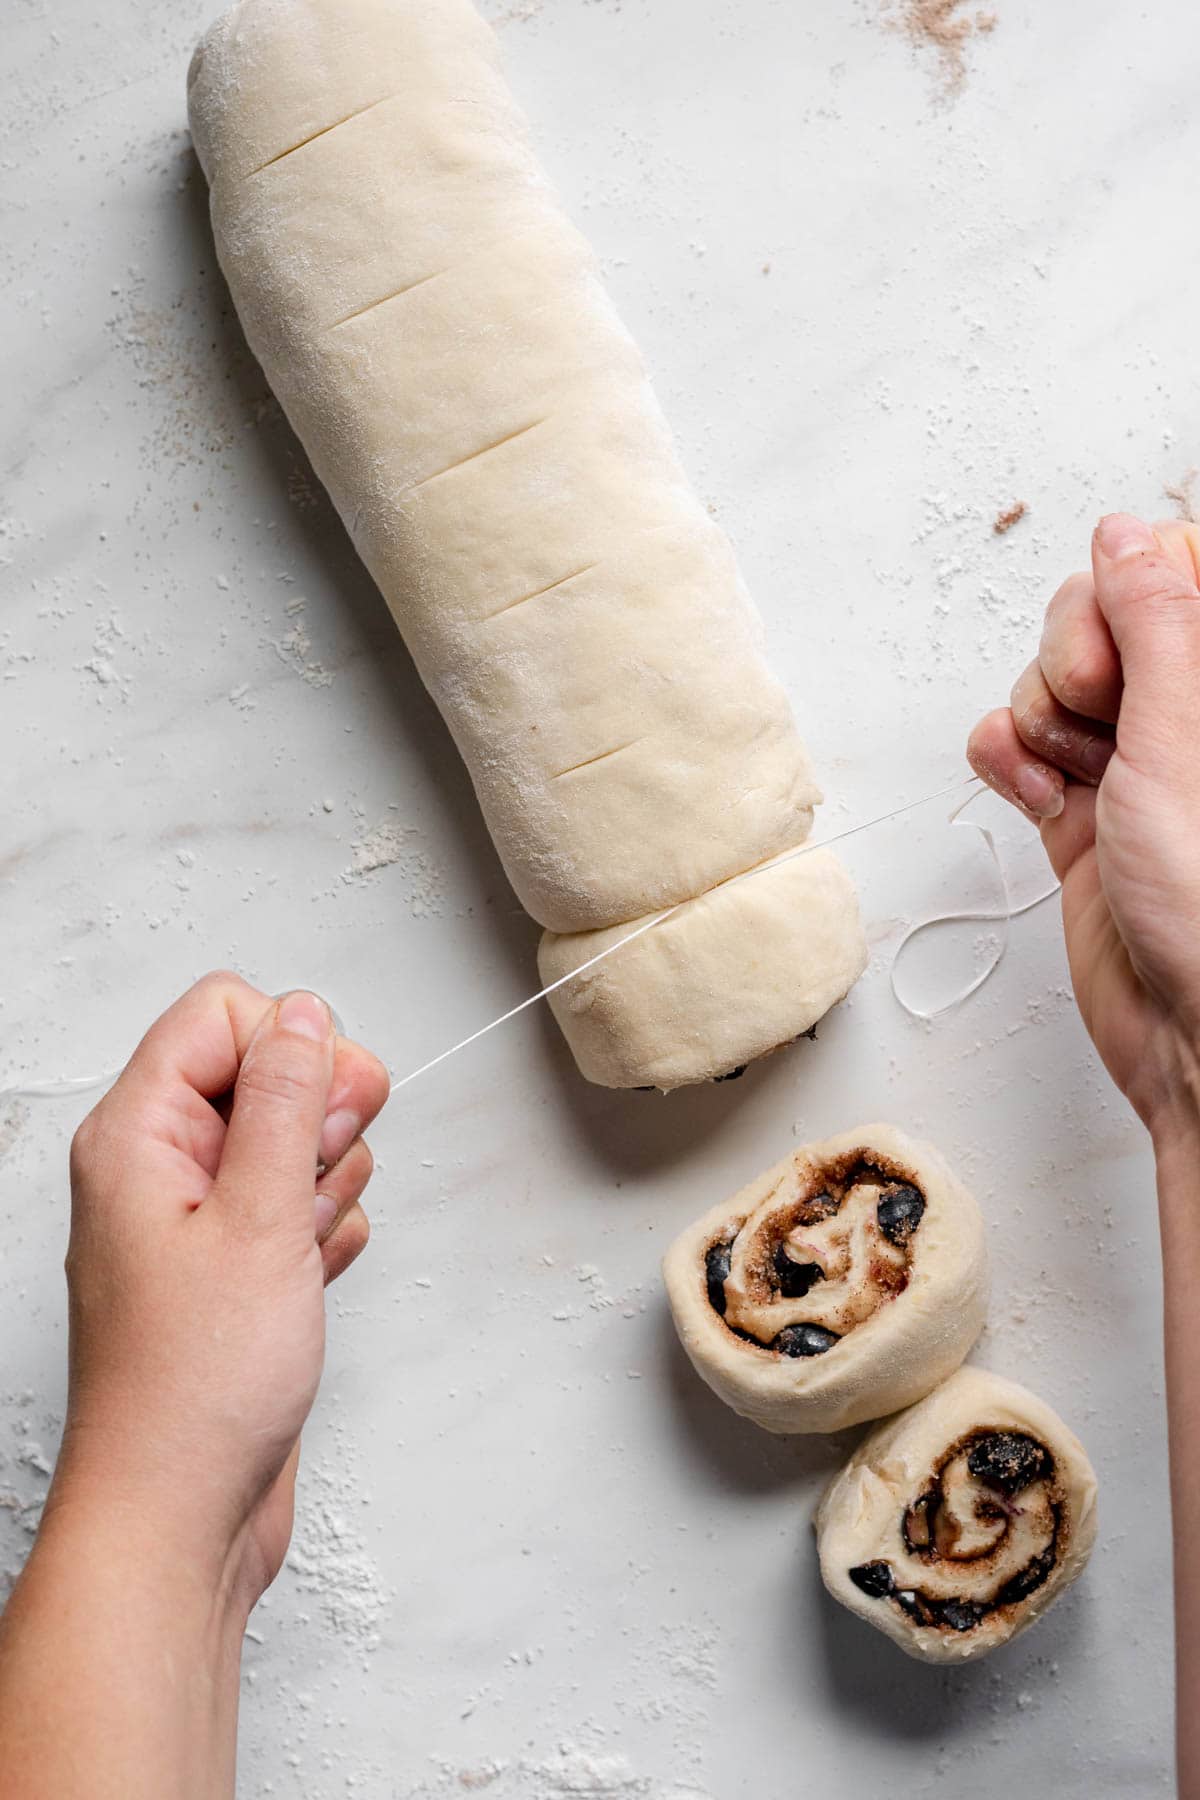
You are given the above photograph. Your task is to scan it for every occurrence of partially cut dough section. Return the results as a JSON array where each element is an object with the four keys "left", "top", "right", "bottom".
[
  {"left": 189, "top": 0, "right": 867, "bottom": 1081},
  {"left": 816, "top": 1368, "right": 1097, "bottom": 1662},
  {"left": 540, "top": 851, "right": 866, "bottom": 1091}
]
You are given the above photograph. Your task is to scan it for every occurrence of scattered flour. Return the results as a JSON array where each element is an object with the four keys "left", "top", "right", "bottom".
[
  {"left": 485, "top": 0, "right": 546, "bottom": 24},
  {"left": 409, "top": 1747, "right": 711, "bottom": 1798},
  {"left": 273, "top": 597, "right": 334, "bottom": 689},
  {"left": 0, "top": 1102, "right": 27, "bottom": 1165},
  {"left": 110, "top": 167, "right": 278, "bottom": 474},
  {"left": 81, "top": 614, "right": 131, "bottom": 701},
  {"left": 0, "top": 1398, "right": 58, "bottom": 1598},
  {"left": 282, "top": 1450, "right": 388, "bottom": 1661},
  {"left": 345, "top": 810, "right": 446, "bottom": 917}
]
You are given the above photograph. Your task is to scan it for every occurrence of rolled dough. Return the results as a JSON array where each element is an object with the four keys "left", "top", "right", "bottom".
[
  {"left": 188, "top": 0, "right": 867, "bottom": 1085},
  {"left": 816, "top": 1366, "right": 1098, "bottom": 1662},
  {"left": 663, "top": 1123, "right": 988, "bottom": 1432}
]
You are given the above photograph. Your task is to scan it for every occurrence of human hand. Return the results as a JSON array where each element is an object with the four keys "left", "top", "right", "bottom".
[
  {"left": 967, "top": 514, "right": 1200, "bottom": 1135},
  {"left": 54, "top": 971, "right": 390, "bottom": 1616}
]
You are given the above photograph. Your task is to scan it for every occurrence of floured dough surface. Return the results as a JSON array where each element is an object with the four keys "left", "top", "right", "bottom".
[
  {"left": 187, "top": 0, "right": 820, "bottom": 935},
  {"left": 663, "top": 1124, "right": 988, "bottom": 1431},
  {"left": 188, "top": 0, "right": 868, "bottom": 1083},
  {"left": 816, "top": 1367, "right": 1098, "bottom": 1662}
]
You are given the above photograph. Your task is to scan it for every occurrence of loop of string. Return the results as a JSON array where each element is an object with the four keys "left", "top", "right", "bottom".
[
  {"left": 0, "top": 774, "right": 1060, "bottom": 1105},
  {"left": 889, "top": 784, "right": 1061, "bottom": 1021}
]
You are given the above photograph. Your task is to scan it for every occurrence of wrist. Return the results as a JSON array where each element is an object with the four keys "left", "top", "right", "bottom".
[
  {"left": 0, "top": 1448, "right": 249, "bottom": 1800},
  {"left": 1136, "top": 1020, "right": 1200, "bottom": 1156},
  {"left": 43, "top": 1432, "right": 257, "bottom": 1640}
]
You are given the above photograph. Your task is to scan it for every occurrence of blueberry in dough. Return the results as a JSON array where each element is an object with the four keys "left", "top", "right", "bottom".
[
  {"left": 967, "top": 1431, "right": 1050, "bottom": 1494},
  {"left": 876, "top": 1183, "right": 926, "bottom": 1245},
  {"left": 772, "top": 1322, "right": 839, "bottom": 1357},
  {"left": 936, "top": 1598, "right": 987, "bottom": 1633},
  {"left": 997, "top": 1543, "right": 1056, "bottom": 1606},
  {"left": 704, "top": 1240, "right": 733, "bottom": 1315},
  {"left": 773, "top": 1242, "right": 823, "bottom": 1298},
  {"left": 848, "top": 1561, "right": 895, "bottom": 1599}
]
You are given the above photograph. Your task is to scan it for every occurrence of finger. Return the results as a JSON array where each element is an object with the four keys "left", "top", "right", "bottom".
[
  {"left": 208, "top": 1036, "right": 389, "bottom": 1180},
  {"left": 967, "top": 708, "right": 1066, "bottom": 823},
  {"left": 321, "top": 1203, "right": 371, "bottom": 1287},
  {"left": 116, "top": 970, "right": 275, "bottom": 1106},
  {"left": 1038, "top": 572, "right": 1122, "bottom": 724},
  {"left": 1040, "top": 782, "right": 1098, "bottom": 887},
  {"left": 1091, "top": 516, "right": 1200, "bottom": 731},
  {"left": 99, "top": 970, "right": 389, "bottom": 1182},
  {"left": 1010, "top": 660, "right": 1115, "bottom": 785},
  {"left": 214, "top": 991, "right": 335, "bottom": 1235},
  {"left": 314, "top": 1136, "right": 374, "bottom": 1245},
  {"left": 318, "top": 1044, "right": 391, "bottom": 1172}
]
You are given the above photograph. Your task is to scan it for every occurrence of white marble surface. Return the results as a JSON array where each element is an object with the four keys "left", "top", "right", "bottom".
[{"left": 2, "top": 0, "right": 1196, "bottom": 1793}]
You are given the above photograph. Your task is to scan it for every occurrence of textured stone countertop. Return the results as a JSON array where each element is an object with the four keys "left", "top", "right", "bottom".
[{"left": 3, "top": 1, "right": 1194, "bottom": 1793}]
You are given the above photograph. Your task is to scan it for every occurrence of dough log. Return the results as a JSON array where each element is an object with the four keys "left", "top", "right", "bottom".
[
  {"left": 816, "top": 1367, "right": 1098, "bottom": 1662},
  {"left": 663, "top": 1124, "right": 988, "bottom": 1432},
  {"left": 188, "top": 0, "right": 867, "bottom": 1086}
]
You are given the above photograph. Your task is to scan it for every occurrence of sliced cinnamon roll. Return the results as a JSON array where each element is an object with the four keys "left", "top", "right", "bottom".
[
  {"left": 816, "top": 1367, "right": 1098, "bottom": 1661},
  {"left": 662, "top": 1124, "right": 988, "bottom": 1433}
]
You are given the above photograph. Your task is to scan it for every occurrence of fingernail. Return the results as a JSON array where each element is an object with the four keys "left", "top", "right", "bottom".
[
  {"left": 319, "top": 1107, "right": 359, "bottom": 1169},
  {"left": 314, "top": 1191, "right": 340, "bottom": 1242},
  {"left": 1015, "top": 763, "right": 1065, "bottom": 819},
  {"left": 277, "top": 990, "right": 332, "bottom": 1042},
  {"left": 1079, "top": 733, "right": 1115, "bottom": 781},
  {"left": 1095, "top": 513, "right": 1157, "bottom": 562}
]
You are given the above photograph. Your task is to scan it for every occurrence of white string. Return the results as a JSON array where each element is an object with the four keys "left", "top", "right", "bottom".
[
  {"left": 387, "top": 776, "right": 980, "bottom": 1092},
  {"left": 0, "top": 773, "right": 1054, "bottom": 1107},
  {"left": 889, "top": 785, "right": 1061, "bottom": 1021},
  {"left": 0, "top": 1070, "right": 121, "bottom": 1105}
]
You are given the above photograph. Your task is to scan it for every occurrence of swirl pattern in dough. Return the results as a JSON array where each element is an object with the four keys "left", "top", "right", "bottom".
[
  {"left": 663, "top": 1124, "right": 988, "bottom": 1433},
  {"left": 816, "top": 1367, "right": 1098, "bottom": 1661}
]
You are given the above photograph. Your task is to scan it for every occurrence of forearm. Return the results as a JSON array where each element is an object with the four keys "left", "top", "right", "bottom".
[
  {"left": 1153, "top": 1097, "right": 1200, "bottom": 1800},
  {"left": 0, "top": 1474, "right": 248, "bottom": 1800}
]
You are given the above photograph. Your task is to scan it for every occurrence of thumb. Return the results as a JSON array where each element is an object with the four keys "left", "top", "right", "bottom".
[
  {"left": 1092, "top": 515, "right": 1200, "bottom": 735},
  {"left": 215, "top": 990, "right": 335, "bottom": 1234}
]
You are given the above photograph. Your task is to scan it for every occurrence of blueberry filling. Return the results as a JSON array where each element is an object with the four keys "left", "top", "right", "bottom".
[
  {"left": 876, "top": 1183, "right": 926, "bottom": 1245},
  {"left": 996, "top": 1542, "right": 1055, "bottom": 1606},
  {"left": 713, "top": 1064, "right": 746, "bottom": 1082},
  {"left": 704, "top": 1240, "right": 733, "bottom": 1316},
  {"left": 851, "top": 1434, "right": 1060, "bottom": 1633},
  {"left": 805, "top": 1189, "right": 840, "bottom": 1224},
  {"left": 773, "top": 1242, "right": 823, "bottom": 1299},
  {"left": 849, "top": 1561, "right": 895, "bottom": 1598},
  {"left": 701, "top": 1162, "right": 922, "bottom": 1347},
  {"left": 967, "top": 1432, "right": 1050, "bottom": 1494},
  {"left": 938, "top": 1598, "right": 989, "bottom": 1632},
  {"left": 903, "top": 1490, "right": 936, "bottom": 1552},
  {"left": 771, "top": 1322, "right": 839, "bottom": 1357},
  {"left": 887, "top": 1586, "right": 1001, "bottom": 1633}
]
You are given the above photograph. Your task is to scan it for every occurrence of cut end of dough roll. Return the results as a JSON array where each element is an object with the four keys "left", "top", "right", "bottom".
[
  {"left": 537, "top": 847, "right": 868, "bottom": 1090},
  {"left": 662, "top": 1123, "right": 988, "bottom": 1430},
  {"left": 816, "top": 1367, "right": 1098, "bottom": 1662}
]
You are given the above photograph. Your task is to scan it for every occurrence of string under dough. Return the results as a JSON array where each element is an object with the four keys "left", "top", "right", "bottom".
[{"left": 0, "top": 775, "right": 1060, "bottom": 1105}]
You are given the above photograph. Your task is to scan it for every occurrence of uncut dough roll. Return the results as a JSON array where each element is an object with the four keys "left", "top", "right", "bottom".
[
  {"left": 188, "top": 0, "right": 867, "bottom": 1083},
  {"left": 816, "top": 1368, "right": 1098, "bottom": 1663},
  {"left": 663, "top": 1125, "right": 988, "bottom": 1433}
]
